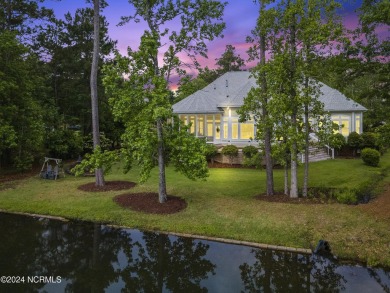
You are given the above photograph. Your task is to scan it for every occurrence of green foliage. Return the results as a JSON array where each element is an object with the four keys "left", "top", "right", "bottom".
[
  {"left": 334, "top": 189, "right": 358, "bottom": 205},
  {"left": 168, "top": 119, "right": 209, "bottom": 181},
  {"left": 215, "top": 44, "right": 245, "bottom": 74},
  {"left": 0, "top": 31, "right": 46, "bottom": 170},
  {"left": 71, "top": 146, "right": 119, "bottom": 176},
  {"left": 221, "top": 145, "right": 238, "bottom": 165},
  {"left": 46, "top": 129, "right": 83, "bottom": 159},
  {"left": 243, "top": 153, "right": 262, "bottom": 169},
  {"left": 328, "top": 133, "right": 346, "bottom": 150},
  {"left": 104, "top": 0, "right": 226, "bottom": 192},
  {"left": 375, "top": 124, "right": 390, "bottom": 150},
  {"left": 83, "top": 132, "right": 112, "bottom": 153},
  {"left": 361, "top": 148, "right": 380, "bottom": 167},
  {"left": 347, "top": 132, "right": 363, "bottom": 149},
  {"left": 36, "top": 6, "right": 116, "bottom": 136},
  {"left": 204, "top": 144, "right": 218, "bottom": 161},
  {"left": 361, "top": 132, "right": 378, "bottom": 149},
  {"left": 242, "top": 145, "right": 258, "bottom": 158}
]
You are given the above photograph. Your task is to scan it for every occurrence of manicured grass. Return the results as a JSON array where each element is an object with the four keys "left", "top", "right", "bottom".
[{"left": 0, "top": 153, "right": 390, "bottom": 267}]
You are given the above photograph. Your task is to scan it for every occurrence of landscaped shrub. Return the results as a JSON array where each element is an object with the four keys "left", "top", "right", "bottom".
[
  {"left": 361, "top": 148, "right": 380, "bottom": 167},
  {"left": 221, "top": 145, "right": 238, "bottom": 165},
  {"left": 243, "top": 153, "right": 262, "bottom": 168},
  {"left": 329, "top": 133, "right": 346, "bottom": 151},
  {"left": 204, "top": 144, "right": 218, "bottom": 163},
  {"left": 334, "top": 189, "right": 358, "bottom": 204},
  {"left": 347, "top": 131, "right": 363, "bottom": 156},
  {"left": 242, "top": 145, "right": 258, "bottom": 158},
  {"left": 361, "top": 132, "right": 378, "bottom": 149}
]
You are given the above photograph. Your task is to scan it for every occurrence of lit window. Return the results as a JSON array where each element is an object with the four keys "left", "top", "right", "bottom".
[
  {"left": 198, "top": 115, "right": 204, "bottom": 136},
  {"left": 189, "top": 115, "right": 196, "bottom": 134},
  {"left": 232, "top": 118, "right": 238, "bottom": 139},
  {"left": 355, "top": 115, "right": 361, "bottom": 134},
  {"left": 241, "top": 123, "right": 254, "bottom": 139}
]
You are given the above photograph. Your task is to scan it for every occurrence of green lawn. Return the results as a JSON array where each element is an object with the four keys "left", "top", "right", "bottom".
[{"left": 1, "top": 152, "right": 390, "bottom": 267}]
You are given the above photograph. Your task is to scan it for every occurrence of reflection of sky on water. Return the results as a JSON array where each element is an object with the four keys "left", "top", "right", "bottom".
[
  {"left": 335, "top": 266, "right": 390, "bottom": 293},
  {"left": 199, "top": 240, "right": 256, "bottom": 293}
]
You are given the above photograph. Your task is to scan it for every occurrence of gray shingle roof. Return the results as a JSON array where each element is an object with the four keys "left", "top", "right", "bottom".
[{"left": 172, "top": 71, "right": 367, "bottom": 113}]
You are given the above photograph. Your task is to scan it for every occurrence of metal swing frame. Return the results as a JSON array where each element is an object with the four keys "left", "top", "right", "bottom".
[{"left": 39, "top": 157, "right": 65, "bottom": 180}]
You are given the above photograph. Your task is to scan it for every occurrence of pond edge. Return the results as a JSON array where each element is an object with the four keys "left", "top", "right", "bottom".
[{"left": 0, "top": 209, "right": 311, "bottom": 255}]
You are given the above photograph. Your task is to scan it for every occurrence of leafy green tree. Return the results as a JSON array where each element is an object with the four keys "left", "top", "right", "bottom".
[
  {"left": 359, "top": 0, "right": 390, "bottom": 27},
  {"left": 36, "top": 6, "right": 117, "bottom": 138},
  {"left": 104, "top": 0, "right": 225, "bottom": 203},
  {"left": 263, "top": 0, "right": 341, "bottom": 198},
  {"left": 0, "top": 0, "right": 53, "bottom": 42},
  {"left": 238, "top": 0, "right": 276, "bottom": 196},
  {"left": 0, "top": 31, "right": 45, "bottom": 170},
  {"left": 215, "top": 44, "right": 245, "bottom": 73}
]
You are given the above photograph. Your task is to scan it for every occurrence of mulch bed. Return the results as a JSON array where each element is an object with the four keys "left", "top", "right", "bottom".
[
  {"left": 255, "top": 193, "right": 330, "bottom": 204},
  {"left": 77, "top": 181, "right": 136, "bottom": 192},
  {"left": 114, "top": 193, "right": 187, "bottom": 214}
]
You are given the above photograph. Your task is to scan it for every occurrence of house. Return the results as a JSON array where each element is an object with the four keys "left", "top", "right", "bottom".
[{"left": 173, "top": 71, "right": 366, "bottom": 145}]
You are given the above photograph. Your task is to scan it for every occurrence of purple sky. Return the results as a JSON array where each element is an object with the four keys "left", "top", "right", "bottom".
[{"left": 44, "top": 0, "right": 367, "bottom": 88}]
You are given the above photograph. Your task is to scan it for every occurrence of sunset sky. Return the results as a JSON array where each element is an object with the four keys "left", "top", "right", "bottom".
[{"left": 44, "top": 0, "right": 368, "bottom": 87}]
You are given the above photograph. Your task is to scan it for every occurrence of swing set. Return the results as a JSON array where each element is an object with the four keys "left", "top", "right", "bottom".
[{"left": 40, "top": 157, "right": 65, "bottom": 180}]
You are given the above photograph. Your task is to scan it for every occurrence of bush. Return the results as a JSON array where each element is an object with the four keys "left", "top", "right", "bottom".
[
  {"left": 204, "top": 144, "right": 218, "bottom": 163},
  {"left": 328, "top": 133, "right": 346, "bottom": 150},
  {"left": 242, "top": 145, "right": 258, "bottom": 158},
  {"left": 361, "top": 132, "right": 378, "bottom": 149},
  {"left": 243, "top": 152, "right": 262, "bottom": 168},
  {"left": 361, "top": 148, "right": 380, "bottom": 167},
  {"left": 221, "top": 145, "right": 238, "bottom": 165},
  {"left": 347, "top": 131, "right": 363, "bottom": 156},
  {"left": 334, "top": 189, "right": 358, "bottom": 204}
]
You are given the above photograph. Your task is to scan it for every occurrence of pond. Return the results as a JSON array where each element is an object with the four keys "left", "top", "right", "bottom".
[{"left": 0, "top": 212, "right": 389, "bottom": 292}]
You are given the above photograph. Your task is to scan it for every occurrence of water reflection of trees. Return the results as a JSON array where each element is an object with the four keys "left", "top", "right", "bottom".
[
  {"left": 239, "top": 249, "right": 346, "bottom": 292},
  {"left": 0, "top": 214, "right": 215, "bottom": 292},
  {"left": 120, "top": 232, "right": 215, "bottom": 293}
]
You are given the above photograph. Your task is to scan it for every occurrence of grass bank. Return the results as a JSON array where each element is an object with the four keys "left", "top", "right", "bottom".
[{"left": 1, "top": 153, "right": 390, "bottom": 267}]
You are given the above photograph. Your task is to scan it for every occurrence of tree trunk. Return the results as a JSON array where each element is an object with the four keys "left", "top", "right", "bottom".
[
  {"left": 259, "top": 0, "right": 274, "bottom": 196},
  {"left": 284, "top": 160, "right": 289, "bottom": 195},
  {"left": 91, "top": 0, "right": 104, "bottom": 186},
  {"left": 290, "top": 137, "right": 298, "bottom": 198},
  {"left": 264, "top": 128, "right": 274, "bottom": 195},
  {"left": 303, "top": 103, "right": 309, "bottom": 197},
  {"left": 288, "top": 1, "right": 298, "bottom": 198},
  {"left": 157, "top": 118, "right": 167, "bottom": 203}
]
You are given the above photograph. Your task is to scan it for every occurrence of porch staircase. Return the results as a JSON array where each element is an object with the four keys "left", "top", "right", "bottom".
[
  {"left": 301, "top": 133, "right": 334, "bottom": 162},
  {"left": 302, "top": 145, "right": 333, "bottom": 163}
]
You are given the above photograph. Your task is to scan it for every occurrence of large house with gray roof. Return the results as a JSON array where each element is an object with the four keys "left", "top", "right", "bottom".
[{"left": 173, "top": 71, "right": 366, "bottom": 145}]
